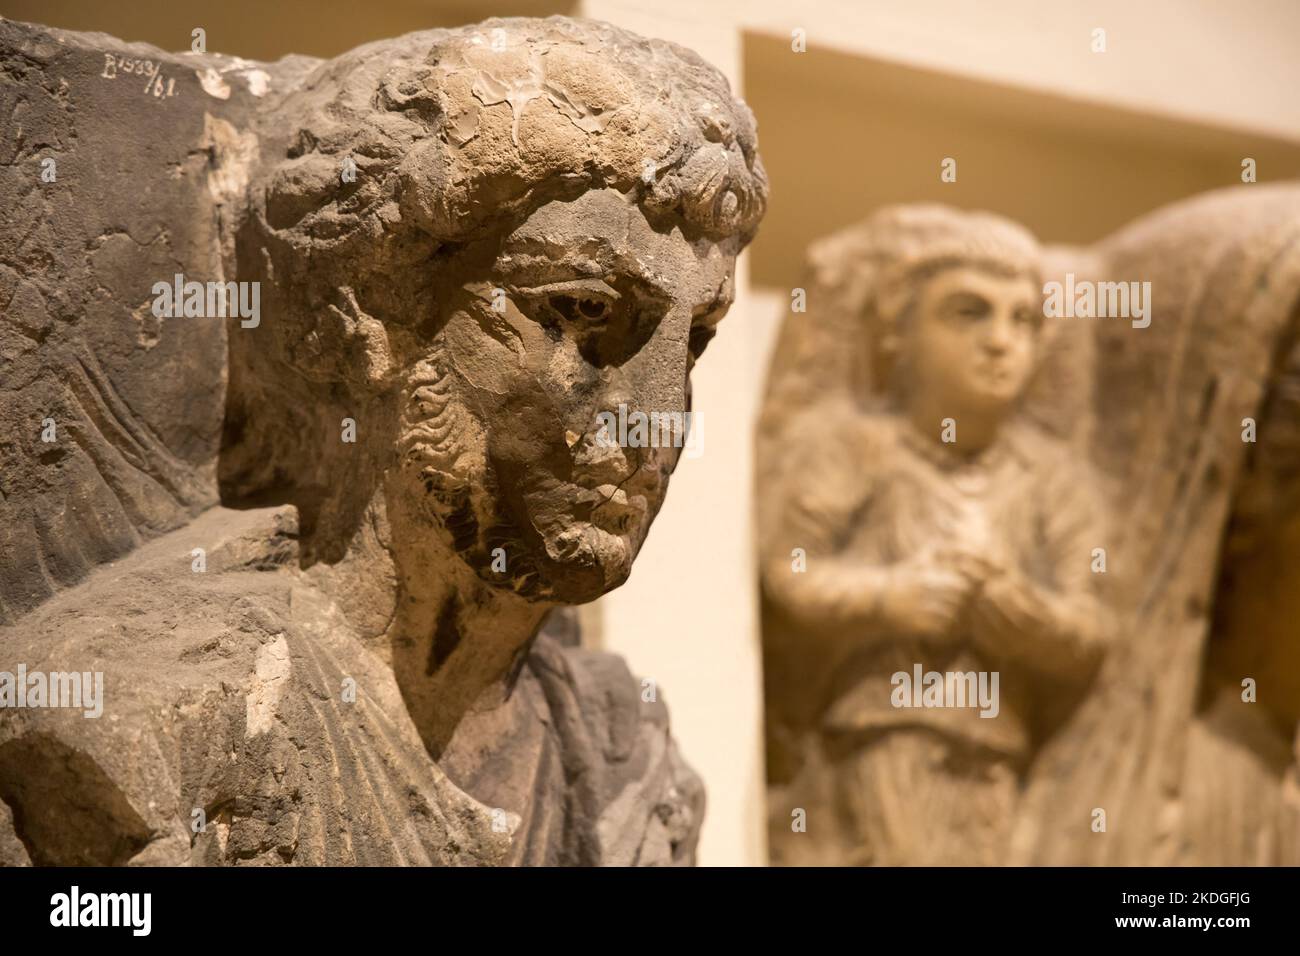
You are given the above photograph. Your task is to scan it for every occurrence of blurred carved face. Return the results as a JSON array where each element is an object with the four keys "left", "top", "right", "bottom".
[
  {"left": 393, "top": 188, "right": 735, "bottom": 604},
  {"left": 904, "top": 266, "right": 1042, "bottom": 415}
]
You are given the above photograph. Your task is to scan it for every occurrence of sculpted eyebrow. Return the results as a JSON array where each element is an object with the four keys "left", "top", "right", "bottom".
[
  {"left": 941, "top": 291, "right": 990, "bottom": 310},
  {"left": 497, "top": 251, "right": 674, "bottom": 299}
]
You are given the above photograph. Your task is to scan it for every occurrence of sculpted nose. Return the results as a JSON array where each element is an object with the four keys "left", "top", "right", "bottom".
[
  {"left": 591, "top": 367, "right": 635, "bottom": 432},
  {"left": 571, "top": 428, "right": 634, "bottom": 485},
  {"left": 569, "top": 369, "right": 641, "bottom": 481},
  {"left": 983, "top": 312, "right": 1015, "bottom": 354}
]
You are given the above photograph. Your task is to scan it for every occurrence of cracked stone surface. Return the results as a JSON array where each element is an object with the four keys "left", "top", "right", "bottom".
[{"left": 0, "top": 15, "right": 766, "bottom": 866}]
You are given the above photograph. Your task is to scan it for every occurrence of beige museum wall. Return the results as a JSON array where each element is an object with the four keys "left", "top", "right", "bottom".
[{"left": 8, "top": 0, "right": 1300, "bottom": 866}]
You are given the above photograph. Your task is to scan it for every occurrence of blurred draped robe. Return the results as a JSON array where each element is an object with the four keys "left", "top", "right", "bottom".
[{"left": 1011, "top": 184, "right": 1300, "bottom": 865}]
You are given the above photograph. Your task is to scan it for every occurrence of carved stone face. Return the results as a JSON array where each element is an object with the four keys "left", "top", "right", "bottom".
[
  {"left": 903, "top": 266, "right": 1042, "bottom": 415},
  {"left": 394, "top": 188, "right": 736, "bottom": 604},
  {"left": 223, "top": 22, "right": 766, "bottom": 604}
]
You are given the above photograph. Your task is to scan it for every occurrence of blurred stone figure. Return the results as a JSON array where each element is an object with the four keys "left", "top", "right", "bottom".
[
  {"left": 0, "top": 16, "right": 766, "bottom": 865},
  {"left": 760, "top": 187, "right": 1300, "bottom": 866},
  {"left": 758, "top": 208, "right": 1108, "bottom": 865}
]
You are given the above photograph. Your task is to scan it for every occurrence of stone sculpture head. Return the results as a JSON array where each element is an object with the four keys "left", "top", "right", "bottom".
[
  {"left": 867, "top": 207, "right": 1042, "bottom": 436},
  {"left": 219, "top": 18, "right": 768, "bottom": 605}
]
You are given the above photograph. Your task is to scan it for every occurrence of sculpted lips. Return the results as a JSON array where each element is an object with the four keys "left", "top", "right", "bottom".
[
  {"left": 579, "top": 481, "right": 647, "bottom": 535},
  {"left": 563, "top": 424, "right": 654, "bottom": 536}
]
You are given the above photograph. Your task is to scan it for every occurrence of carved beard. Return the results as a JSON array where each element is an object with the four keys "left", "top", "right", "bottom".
[{"left": 394, "top": 354, "right": 666, "bottom": 604}]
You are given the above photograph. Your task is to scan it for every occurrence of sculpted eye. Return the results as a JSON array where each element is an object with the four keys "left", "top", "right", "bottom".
[
  {"left": 506, "top": 276, "right": 663, "bottom": 367},
  {"left": 1014, "top": 306, "right": 1042, "bottom": 329},
  {"left": 550, "top": 292, "right": 612, "bottom": 323},
  {"left": 515, "top": 279, "right": 621, "bottom": 328},
  {"left": 942, "top": 294, "right": 989, "bottom": 322}
]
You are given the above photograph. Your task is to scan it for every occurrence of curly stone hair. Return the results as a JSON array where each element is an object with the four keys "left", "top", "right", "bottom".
[
  {"left": 254, "top": 16, "right": 766, "bottom": 336},
  {"left": 221, "top": 17, "right": 768, "bottom": 557},
  {"left": 759, "top": 205, "right": 1040, "bottom": 429}
]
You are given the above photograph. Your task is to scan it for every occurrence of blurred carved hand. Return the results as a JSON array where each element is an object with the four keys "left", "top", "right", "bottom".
[
  {"left": 969, "top": 567, "right": 1057, "bottom": 659},
  {"left": 877, "top": 556, "right": 978, "bottom": 639}
]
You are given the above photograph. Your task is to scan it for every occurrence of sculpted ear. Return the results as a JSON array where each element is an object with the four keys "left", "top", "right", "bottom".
[
  {"left": 281, "top": 286, "right": 395, "bottom": 391},
  {"left": 328, "top": 288, "right": 395, "bottom": 389}
]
